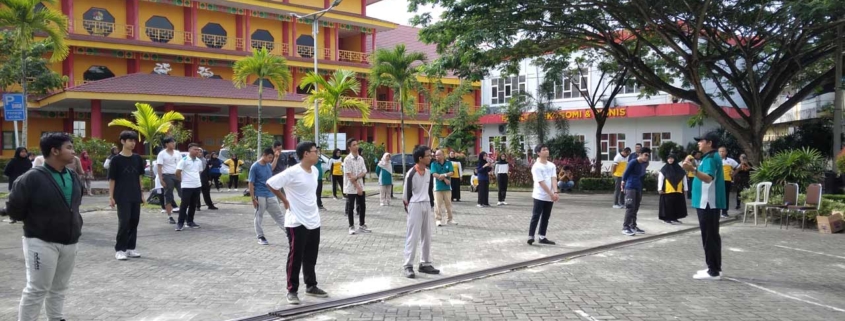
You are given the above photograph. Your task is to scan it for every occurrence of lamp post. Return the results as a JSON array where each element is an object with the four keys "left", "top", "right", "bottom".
[{"left": 291, "top": 0, "right": 342, "bottom": 148}]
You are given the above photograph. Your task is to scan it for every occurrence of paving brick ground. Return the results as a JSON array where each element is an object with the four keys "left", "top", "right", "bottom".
[{"left": 0, "top": 189, "right": 806, "bottom": 321}]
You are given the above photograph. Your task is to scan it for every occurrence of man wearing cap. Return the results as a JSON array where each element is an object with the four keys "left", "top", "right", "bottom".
[{"left": 682, "top": 131, "right": 725, "bottom": 280}]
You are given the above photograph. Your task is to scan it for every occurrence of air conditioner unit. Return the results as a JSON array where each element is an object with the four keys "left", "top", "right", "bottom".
[{"left": 498, "top": 124, "right": 507, "bottom": 135}]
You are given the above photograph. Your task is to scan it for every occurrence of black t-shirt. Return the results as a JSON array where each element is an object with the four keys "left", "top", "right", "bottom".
[{"left": 108, "top": 153, "right": 145, "bottom": 203}]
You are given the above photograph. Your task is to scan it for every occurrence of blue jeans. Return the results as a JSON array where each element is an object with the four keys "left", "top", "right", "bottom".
[{"left": 558, "top": 181, "right": 574, "bottom": 192}]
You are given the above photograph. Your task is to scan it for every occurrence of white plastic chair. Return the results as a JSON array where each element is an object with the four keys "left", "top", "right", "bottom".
[{"left": 743, "top": 182, "right": 772, "bottom": 225}]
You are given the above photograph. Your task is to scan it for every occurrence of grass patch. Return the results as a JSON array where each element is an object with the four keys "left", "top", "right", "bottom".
[{"left": 0, "top": 192, "right": 8, "bottom": 198}]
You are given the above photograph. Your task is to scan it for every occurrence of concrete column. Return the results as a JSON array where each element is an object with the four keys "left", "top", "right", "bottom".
[
  {"left": 284, "top": 108, "right": 296, "bottom": 149},
  {"left": 282, "top": 21, "right": 290, "bottom": 55},
  {"left": 418, "top": 127, "right": 424, "bottom": 147},
  {"left": 371, "top": 31, "right": 377, "bottom": 53},
  {"left": 62, "top": 50, "right": 74, "bottom": 86},
  {"left": 386, "top": 126, "right": 393, "bottom": 153},
  {"left": 62, "top": 0, "right": 74, "bottom": 33},
  {"left": 126, "top": 0, "right": 139, "bottom": 40},
  {"left": 229, "top": 106, "right": 238, "bottom": 134},
  {"left": 91, "top": 100, "right": 102, "bottom": 138},
  {"left": 324, "top": 26, "right": 332, "bottom": 60},
  {"left": 64, "top": 108, "right": 74, "bottom": 133},
  {"left": 291, "top": 19, "right": 298, "bottom": 56},
  {"left": 245, "top": 10, "right": 252, "bottom": 51}
]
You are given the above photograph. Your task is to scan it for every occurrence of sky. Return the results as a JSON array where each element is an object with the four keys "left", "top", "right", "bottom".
[{"left": 366, "top": 0, "right": 443, "bottom": 26}]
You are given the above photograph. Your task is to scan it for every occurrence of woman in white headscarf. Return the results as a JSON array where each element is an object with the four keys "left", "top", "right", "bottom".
[{"left": 376, "top": 153, "right": 393, "bottom": 206}]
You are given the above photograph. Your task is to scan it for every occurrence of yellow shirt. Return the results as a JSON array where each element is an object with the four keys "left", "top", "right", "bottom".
[
  {"left": 612, "top": 153, "right": 627, "bottom": 178},
  {"left": 722, "top": 158, "right": 738, "bottom": 182},
  {"left": 332, "top": 160, "right": 343, "bottom": 176},
  {"left": 223, "top": 159, "right": 244, "bottom": 175},
  {"left": 450, "top": 161, "right": 461, "bottom": 178},
  {"left": 664, "top": 179, "right": 683, "bottom": 194}
]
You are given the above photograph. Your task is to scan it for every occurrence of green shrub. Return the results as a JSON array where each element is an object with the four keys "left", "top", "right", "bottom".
[
  {"left": 751, "top": 147, "right": 825, "bottom": 195},
  {"left": 578, "top": 177, "right": 615, "bottom": 191},
  {"left": 0, "top": 158, "right": 8, "bottom": 182},
  {"left": 657, "top": 141, "right": 687, "bottom": 163},
  {"left": 836, "top": 148, "right": 845, "bottom": 174},
  {"left": 547, "top": 135, "right": 589, "bottom": 159},
  {"left": 72, "top": 136, "right": 116, "bottom": 178}
]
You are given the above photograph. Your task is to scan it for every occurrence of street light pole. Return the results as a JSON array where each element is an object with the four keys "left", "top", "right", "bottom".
[
  {"left": 834, "top": 24, "right": 843, "bottom": 168},
  {"left": 292, "top": 0, "right": 342, "bottom": 148}
]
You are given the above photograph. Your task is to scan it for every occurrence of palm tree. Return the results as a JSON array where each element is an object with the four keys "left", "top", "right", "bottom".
[
  {"left": 300, "top": 69, "right": 371, "bottom": 148},
  {"left": 0, "top": 0, "right": 69, "bottom": 148},
  {"left": 108, "top": 103, "right": 185, "bottom": 187},
  {"left": 368, "top": 44, "right": 426, "bottom": 175},
  {"left": 232, "top": 47, "right": 292, "bottom": 154}
]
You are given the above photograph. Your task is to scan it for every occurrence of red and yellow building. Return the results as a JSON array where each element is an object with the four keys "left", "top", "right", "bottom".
[{"left": 3, "top": 0, "right": 480, "bottom": 157}]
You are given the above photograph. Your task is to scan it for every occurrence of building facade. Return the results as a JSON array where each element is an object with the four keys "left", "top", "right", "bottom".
[{"left": 3, "top": 0, "right": 479, "bottom": 158}]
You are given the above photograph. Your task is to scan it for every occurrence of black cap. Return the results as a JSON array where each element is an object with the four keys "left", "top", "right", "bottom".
[{"left": 694, "top": 131, "right": 720, "bottom": 146}]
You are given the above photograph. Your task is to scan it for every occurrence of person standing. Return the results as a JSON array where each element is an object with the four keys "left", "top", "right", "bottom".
[
  {"left": 431, "top": 150, "right": 455, "bottom": 226},
  {"left": 271, "top": 141, "right": 287, "bottom": 175},
  {"left": 475, "top": 151, "right": 492, "bottom": 207},
  {"left": 610, "top": 148, "right": 631, "bottom": 209},
  {"left": 8, "top": 133, "right": 83, "bottom": 321},
  {"left": 343, "top": 138, "right": 369, "bottom": 235},
  {"left": 733, "top": 154, "right": 752, "bottom": 210},
  {"left": 175, "top": 144, "right": 203, "bottom": 231},
  {"left": 315, "top": 147, "right": 327, "bottom": 211},
  {"left": 103, "top": 146, "right": 119, "bottom": 170},
  {"left": 249, "top": 148, "right": 285, "bottom": 245},
  {"left": 377, "top": 153, "right": 393, "bottom": 206},
  {"left": 198, "top": 150, "right": 218, "bottom": 210},
  {"left": 686, "top": 151, "right": 702, "bottom": 200},
  {"left": 266, "top": 142, "right": 329, "bottom": 305},
  {"left": 621, "top": 147, "right": 652, "bottom": 236},
  {"left": 627, "top": 143, "right": 643, "bottom": 163},
  {"left": 682, "top": 131, "right": 725, "bottom": 280},
  {"left": 494, "top": 153, "right": 510, "bottom": 206},
  {"left": 108, "top": 131, "right": 146, "bottom": 260},
  {"left": 4, "top": 147, "right": 31, "bottom": 223},
  {"left": 528, "top": 144, "right": 558, "bottom": 245},
  {"left": 79, "top": 151, "right": 94, "bottom": 196},
  {"left": 207, "top": 152, "right": 223, "bottom": 191},
  {"left": 448, "top": 151, "right": 463, "bottom": 202},
  {"left": 718, "top": 147, "right": 739, "bottom": 218},
  {"left": 157, "top": 137, "right": 182, "bottom": 224},
  {"left": 329, "top": 149, "right": 344, "bottom": 200},
  {"left": 224, "top": 154, "right": 244, "bottom": 192},
  {"left": 658, "top": 154, "right": 688, "bottom": 224},
  {"left": 402, "top": 145, "right": 440, "bottom": 278}
]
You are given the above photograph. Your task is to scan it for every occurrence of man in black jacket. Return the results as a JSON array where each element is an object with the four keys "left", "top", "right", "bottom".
[{"left": 7, "top": 132, "right": 84, "bottom": 321}]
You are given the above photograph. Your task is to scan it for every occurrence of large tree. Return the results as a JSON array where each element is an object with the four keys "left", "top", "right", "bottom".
[
  {"left": 300, "top": 69, "right": 371, "bottom": 149},
  {"left": 410, "top": 0, "right": 844, "bottom": 164},
  {"left": 232, "top": 47, "right": 292, "bottom": 154}
]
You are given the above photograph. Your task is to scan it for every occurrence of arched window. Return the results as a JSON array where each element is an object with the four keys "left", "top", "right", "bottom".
[
  {"left": 145, "top": 16, "right": 174, "bottom": 43},
  {"left": 251, "top": 29, "right": 274, "bottom": 51},
  {"left": 83, "top": 66, "right": 115, "bottom": 81},
  {"left": 253, "top": 79, "right": 274, "bottom": 89},
  {"left": 201, "top": 23, "right": 227, "bottom": 49},
  {"left": 296, "top": 35, "right": 314, "bottom": 58},
  {"left": 82, "top": 8, "right": 115, "bottom": 37}
]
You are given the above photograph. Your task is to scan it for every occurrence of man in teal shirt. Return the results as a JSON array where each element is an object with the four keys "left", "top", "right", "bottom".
[
  {"left": 683, "top": 131, "right": 726, "bottom": 281},
  {"left": 430, "top": 150, "right": 455, "bottom": 226},
  {"left": 316, "top": 147, "right": 326, "bottom": 211}
]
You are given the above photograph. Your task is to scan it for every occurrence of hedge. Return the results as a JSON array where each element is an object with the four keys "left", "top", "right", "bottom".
[{"left": 577, "top": 175, "right": 658, "bottom": 192}]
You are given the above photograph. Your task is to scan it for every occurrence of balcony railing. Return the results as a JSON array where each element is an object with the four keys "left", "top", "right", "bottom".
[
  {"left": 77, "top": 20, "right": 134, "bottom": 38},
  {"left": 251, "top": 40, "right": 289, "bottom": 56},
  {"left": 296, "top": 45, "right": 333, "bottom": 60},
  {"left": 145, "top": 27, "right": 192, "bottom": 44},
  {"left": 200, "top": 34, "right": 242, "bottom": 51},
  {"left": 338, "top": 50, "right": 369, "bottom": 64}
]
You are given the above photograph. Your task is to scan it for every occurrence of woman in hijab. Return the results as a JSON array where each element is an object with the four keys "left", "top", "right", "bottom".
[
  {"left": 494, "top": 153, "right": 510, "bottom": 205},
  {"left": 658, "top": 154, "right": 688, "bottom": 224},
  {"left": 4, "top": 147, "right": 31, "bottom": 223},
  {"left": 207, "top": 152, "right": 223, "bottom": 191},
  {"left": 476, "top": 151, "right": 493, "bottom": 207},
  {"left": 376, "top": 153, "right": 393, "bottom": 206},
  {"left": 329, "top": 149, "right": 344, "bottom": 199},
  {"left": 80, "top": 150, "right": 94, "bottom": 196}
]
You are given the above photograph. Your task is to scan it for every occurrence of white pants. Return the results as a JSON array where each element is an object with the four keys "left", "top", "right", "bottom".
[
  {"left": 434, "top": 191, "right": 453, "bottom": 221},
  {"left": 403, "top": 202, "right": 433, "bottom": 268},
  {"left": 254, "top": 197, "right": 286, "bottom": 238},
  {"left": 19, "top": 237, "right": 78, "bottom": 321}
]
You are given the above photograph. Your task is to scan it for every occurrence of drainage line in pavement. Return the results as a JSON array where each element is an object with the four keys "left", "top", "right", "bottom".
[{"left": 235, "top": 217, "right": 739, "bottom": 321}]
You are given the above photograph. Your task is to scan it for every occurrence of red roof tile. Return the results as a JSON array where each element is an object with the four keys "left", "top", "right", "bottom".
[{"left": 368, "top": 25, "right": 439, "bottom": 60}]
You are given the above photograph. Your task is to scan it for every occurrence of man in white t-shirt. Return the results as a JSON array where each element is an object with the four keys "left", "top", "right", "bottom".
[
  {"left": 175, "top": 143, "right": 202, "bottom": 231},
  {"left": 266, "top": 141, "right": 328, "bottom": 305},
  {"left": 156, "top": 137, "right": 182, "bottom": 223},
  {"left": 527, "top": 144, "right": 559, "bottom": 245}
]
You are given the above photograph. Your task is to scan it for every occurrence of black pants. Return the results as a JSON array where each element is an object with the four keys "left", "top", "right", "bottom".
[
  {"left": 115, "top": 202, "right": 141, "bottom": 252},
  {"left": 345, "top": 193, "right": 366, "bottom": 227},
  {"left": 697, "top": 206, "right": 722, "bottom": 276},
  {"left": 228, "top": 174, "right": 239, "bottom": 189},
  {"left": 723, "top": 181, "right": 733, "bottom": 215},
  {"left": 497, "top": 174, "right": 508, "bottom": 202},
  {"left": 316, "top": 179, "right": 324, "bottom": 207},
  {"left": 332, "top": 175, "right": 343, "bottom": 198},
  {"left": 450, "top": 177, "right": 461, "bottom": 201},
  {"left": 178, "top": 187, "right": 201, "bottom": 225},
  {"left": 159, "top": 190, "right": 176, "bottom": 210},
  {"left": 623, "top": 188, "right": 642, "bottom": 229},
  {"left": 285, "top": 225, "right": 321, "bottom": 294},
  {"left": 528, "top": 199, "right": 554, "bottom": 238},
  {"left": 196, "top": 174, "right": 214, "bottom": 209},
  {"left": 687, "top": 177, "right": 694, "bottom": 199},
  {"left": 210, "top": 173, "right": 221, "bottom": 190},
  {"left": 477, "top": 180, "right": 490, "bottom": 205}
]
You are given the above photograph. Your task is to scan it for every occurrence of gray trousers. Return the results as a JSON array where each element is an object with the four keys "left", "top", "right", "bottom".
[
  {"left": 19, "top": 237, "right": 78, "bottom": 321},
  {"left": 614, "top": 177, "right": 625, "bottom": 206},
  {"left": 254, "top": 196, "right": 286, "bottom": 238},
  {"left": 624, "top": 188, "right": 643, "bottom": 229},
  {"left": 403, "top": 202, "right": 433, "bottom": 268}
]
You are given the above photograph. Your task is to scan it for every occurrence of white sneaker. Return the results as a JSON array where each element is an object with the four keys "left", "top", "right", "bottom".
[
  {"left": 380, "top": 203, "right": 385, "bottom": 206},
  {"left": 448, "top": 220, "right": 457, "bottom": 225},
  {"left": 497, "top": 202, "right": 503, "bottom": 206},
  {"left": 502, "top": 202, "right": 508, "bottom": 205},
  {"left": 348, "top": 227, "right": 357, "bottom": 235},
  {"left": 436, "top": 220, "right": 442, "bottom": 227},
  {"left": 477, "top": 204, "right": 483, "bottom": 208},
  {"left": 115, "top": 251, "right": 128, "bottom": 260},
  {"left": 612, "top": 205, "right": 623, "bottom": 209},
  {"left": 693, "top": 271, "right": 721, "bottom": 280},
  {"left": 126, "top": 250, "right": 141, "bottom": 258},
  {"left": 160, "top": 209, "right": 166, "bottom": 213},
  {"left": 227, "top": 189, "right": 231, "bottom": 192}
]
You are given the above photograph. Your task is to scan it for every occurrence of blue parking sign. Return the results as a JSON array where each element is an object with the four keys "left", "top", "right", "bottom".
[{"left": 3, "top": 94, "right": 26, "bottom": 121}]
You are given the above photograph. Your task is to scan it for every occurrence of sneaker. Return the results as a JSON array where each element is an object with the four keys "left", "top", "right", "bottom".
[
  {"left": 348, "top": 227, "right": 357, "bottom": 235},
  {"left": 436, "top": 220, "right": 442, "bottom": 227},
  {"left": 612, "top": 205, "right": 623, "bottom": 209},
  {"left": 318, "top": 206, "right": 327, "bottom": 211},
  {"left": 187, "top": 222, "right": 201, "bottom": 229},
  {"left": 404, "top": 266, "right": 415, "bottom": 279},
  {"left": 448, "top": 220, "right": 457, "bottom": 225},
  {"left": 208, "top": 206, "right": 219, "bottom": 210},
  {"left": 160, "top": 209, "right": 166, "bottom": 213},
  {"left": 380, "top": 203, "right": 385, "bottom": 206},
  {"left": 497, "top": 202, "right": 503, "bottom": 206},
  {"left": 258, "top": 236, "right": 269, "bottom": 245},
  {"left": 622, "top": 228, "right": 635, "bottom": 236},
  {"left": 175, "top": 223, "right": 184, "bottom": 231},
  {"left": 358, "top": 225, "right": 371, "bottom": 233},
  {"left": 697, "top": 268, "right": 724, "bottom": 276},
  {"left": 477, "top": 204, "right": 483, "bottom": 208},
  {"left": 305, "top": 286, "right": 328, "bottom": 298},
  {"left": 527, "top": 238, "right": 535, "bottom": 245},
  {"left": 538, "top": 238, "right": 556, "bottom": 245},
  {"left": 168, "top": 217, "right": 176, "bottom": 224},
  {"left": 333, "top": 197, "right": 339, "bottom": 200},
  {"left": 418, "top": 265, "right": 440, "bottom": 274},
  {"left": 633, "top": 227, "right": 645, "bottom": 234},
  {"left": 720, "top": 213, "right": 730, "bottom": 219},
  {"left": 502, "top": 202, "right": 508, "bottom": 205},
  {"left": 115, "top": 251, "right": 128, "bottom": 260},
  {"left": 126, "top": 250, "right": 141, "bottom": 258},
  {"left": 693, "top": 271, "right": 721, "bottom": 280},
  {"left": 286, "top": 292, "right": 301, "bottom": 305}
]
